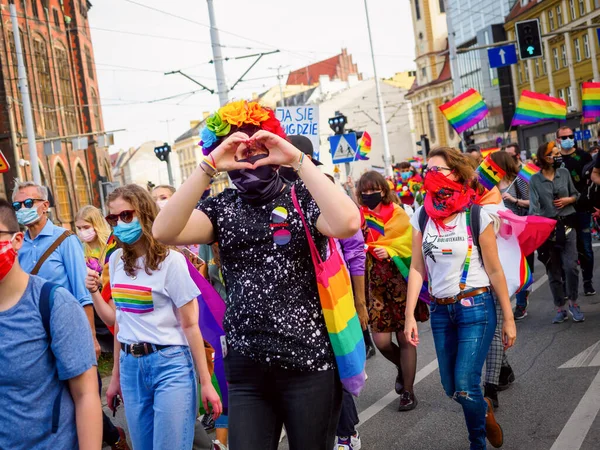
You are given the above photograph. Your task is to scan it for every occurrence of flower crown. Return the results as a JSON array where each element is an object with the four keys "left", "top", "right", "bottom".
[{"left": 199, "top": 100, "right": 287, "bottom": 155}]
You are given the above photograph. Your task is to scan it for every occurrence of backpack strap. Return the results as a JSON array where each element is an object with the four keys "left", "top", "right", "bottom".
[
  {"left": 39, "top": 281, "right": 62, "bottom": 434},
  {"left": 470, "top": 204, "right": 482, "bottom": 250},
  {"left": 31, "top": 230, "right": 74, "bottom": 276},
  {"left": 418, "top": 207, "right": 429, "bottom": 234}
]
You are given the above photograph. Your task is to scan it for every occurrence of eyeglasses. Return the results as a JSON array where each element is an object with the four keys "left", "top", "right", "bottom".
[
  {"left": 12, "top": 198, "right": 43, "bottom": 211},
  {"left": 0, "top": 230, "right": 19, "bottom": 236},
  {"left": 105, "top": 210, "right": 135, "bottom": 227},
  {"left": 428, "top": 166, "right": 452, "bottom": 173},
  {"left": 559, "top": 135, "right": 575, "bottom": 140}
]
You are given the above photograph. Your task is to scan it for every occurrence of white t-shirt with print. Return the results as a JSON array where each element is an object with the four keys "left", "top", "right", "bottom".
[
  {"left": 109, "top": 249, "right": 200, "bottom": 346},
  {"left": 410, "top": 206, "right": 493, "bottom": 298}
]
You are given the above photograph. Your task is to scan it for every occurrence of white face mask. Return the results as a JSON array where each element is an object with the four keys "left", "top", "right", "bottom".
[
  {"left": 78, "top": 228, "right": 97, "bottom": 243},
  {"left": 156, "top": 199, "right": 169, "bottom": 210}
]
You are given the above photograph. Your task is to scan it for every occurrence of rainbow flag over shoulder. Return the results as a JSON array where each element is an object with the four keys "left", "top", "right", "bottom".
[
  {"left": 439, "top": 89, "right": 488, "bottom": 134},
  {"left": 582, "top": 82, "right": 600, "bottom": 119},
  {"left": 512, "top": 90, "right": 566, "bottom": 126},
  {"left": 355, "top": 131, "right": 372, "bottom": 160},
  {"left": 364, "top": 211, "right": 385, "bottom": 235},
  {"left": 476, "top": 155, "right": 506, "bottom": 191},
  {"left": 103, "top": 233, "right": 118, "bottom": 266},
  {"left": 480, "top": 147, "right": 500, "bottom": 159},
  {"left": 517, "top": 162, "right": 541, "bottom": 183}
]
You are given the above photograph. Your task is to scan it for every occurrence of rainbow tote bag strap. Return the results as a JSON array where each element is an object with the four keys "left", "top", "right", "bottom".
[{"left": 291, "top": 185, "right": 366, "bottom": 396}]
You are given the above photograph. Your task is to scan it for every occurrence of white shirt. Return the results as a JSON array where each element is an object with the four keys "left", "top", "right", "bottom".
[
  {"left": 109, "top": 250, "right": 200, "bottom": 346},
  {"left": 410, "top": 206, "right": 493, "bottom": 298}
]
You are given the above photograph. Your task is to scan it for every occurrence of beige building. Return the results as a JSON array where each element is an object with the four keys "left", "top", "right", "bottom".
[{"left": 405, "top": 0, "right": 461, "bottom": 149}]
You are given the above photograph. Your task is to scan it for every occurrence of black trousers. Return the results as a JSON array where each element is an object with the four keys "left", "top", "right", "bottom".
[
  {"left": 98, "top": 370, "right": 120, "bottom": 446},
  {"left": 225, "top": 349, "right": 342, "bottom": 450},
  {"left": 337, "top": 389, "right": 359, "bottom": 437}
]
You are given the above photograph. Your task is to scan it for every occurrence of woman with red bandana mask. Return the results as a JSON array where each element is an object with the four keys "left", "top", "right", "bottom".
[{"left": 404, "top": 147, "right": 516, "bottom": 450}]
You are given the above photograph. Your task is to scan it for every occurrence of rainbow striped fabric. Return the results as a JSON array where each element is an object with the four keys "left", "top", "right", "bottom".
[
  {"left": 511, "top": 90, "right": 566, "bottom": 126},
  {"left": 439, "top": 89, "right": 489, "bottom": 134},
  {"left": 364, "top": 212, "right": 385, "bottom": 235},
  {"left": 480, "top": 147, "right": 500, "bottom": 159},
  {"left": 112, "top": 284, "right": 154, "bottom": 314},
  {"left": 582, "top": 82, "right": 600, "bottom": 119},
  {"left": 356, "top": 132, "right": 372, "bottom": 160},
  {"left": 517, "top": 162, "right": 541, "bottom": 183},
  {"left": 476, "top": 155, "right": 507, "bottom": 191},
  {"left": 519, "top": 254, "right": 533, "bottom": 293},
  {"left": 103, "top": 234, "right": 118, "bottom": 266},
  {"left": 460, "top": 209, "right": 474, "bottom": 290}
]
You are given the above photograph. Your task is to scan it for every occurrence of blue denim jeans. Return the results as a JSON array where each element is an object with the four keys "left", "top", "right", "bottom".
[
  {"left": 120, "top": 345, "right": 197, "bottom": 449},
  {"left": 430, "top": 291, "right": 497, "bottom": 450}
]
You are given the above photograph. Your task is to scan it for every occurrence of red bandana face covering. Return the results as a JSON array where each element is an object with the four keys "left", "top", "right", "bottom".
[
  {"left": 0, "top": 239, "right": 17, "bottom": 281},
  {"left": 423, "top": 170, "right": 475, "bottom": 231}
]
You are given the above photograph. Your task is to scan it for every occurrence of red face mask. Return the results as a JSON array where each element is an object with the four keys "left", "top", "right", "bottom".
[
  {"left": 0, "top": 238, "right": 17, "bottom": 281},
  {"left": 424, "top": 169, "right": 475, "bottom": 230}
]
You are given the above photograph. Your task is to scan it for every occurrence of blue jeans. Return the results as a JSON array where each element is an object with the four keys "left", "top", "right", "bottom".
[
  {"left": 575, "top": 211, "right": 594, "bottom": 282},
  {"left": 120, "top": 345, "right": 197, "bottom": 450},
  {"left": 431, "top": 292, "right": 497, "bottom": 450}
]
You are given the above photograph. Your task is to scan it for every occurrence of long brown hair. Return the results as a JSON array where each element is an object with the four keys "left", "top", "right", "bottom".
[
  {"left": 356, "top": 171, "right": 398, "bottom": 206},
  {"left": 107, "top": 184, "right": 169, "bottom": 277},
  {"left": 428, "top": 147, "right": 484, "bottom": 194},
  {"left": 490, "top": 151, "right": 519, "bottom": 182}
]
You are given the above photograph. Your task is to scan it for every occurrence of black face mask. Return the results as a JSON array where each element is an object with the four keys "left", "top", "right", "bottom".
[
  {"left": 361, "top": 192, "right": 382, "bottom": 210},
  {"left": 553, "top": 155, "right": 563, "bottom": 169},
  {"left": 278, "top": 166, "right": 298, "bottom": 184},
  {"left": 229, "top": 154, "right": 284, "bottom": 206}
]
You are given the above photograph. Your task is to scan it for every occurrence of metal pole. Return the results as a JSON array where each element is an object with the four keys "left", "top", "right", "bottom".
[
  {"left": 277, "top": 67, "right": 285, "bottom": 107},
  {"left": 445, "top": 0, "right": 461, "bottom": 95},
  {"left": 10, "top": 2, "right": 40, "bottom": 184},
  {"left": 363, "top": 0, "right": 392, "bottom": 177},
  {"left": 206, "top": 0, "right": 229, "bottom": 107},
  {"left": 166, "top": 154, "right": 174, "bottom": 187}
]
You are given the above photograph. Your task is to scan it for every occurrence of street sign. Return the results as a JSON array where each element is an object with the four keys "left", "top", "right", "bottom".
[
  {"left": 575, "top": 130, "right": 583, "bottom": 141},
  {"left": 488, "top": 44, "right": 518, "bottom": 68},
  {"left": 584, "top": 129, "right": 592, "bottom": 140},
  {"left": 276, "top": 106, "right": 320, "bottom": 160},
  {"left": 0, "top": 150, "right": 9, "bottom": 173},
  {"left": 597, "top": 28, "right": 600, "bottom": 48},
  {"left": 330, "top": 133, "right": 358, "bottom": 164}
]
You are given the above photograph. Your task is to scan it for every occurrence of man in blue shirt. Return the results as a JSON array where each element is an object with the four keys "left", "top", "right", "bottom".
[
  {"left": 0, "top": 198, "right": 101, "bottom": 449},
  {"left": 12, "top": 180, "right": 100, "bottom": 356}
]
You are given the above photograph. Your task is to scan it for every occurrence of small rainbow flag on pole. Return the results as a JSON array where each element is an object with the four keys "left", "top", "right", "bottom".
[
  {"left": 480, "top": 147, "right": 500, "bottom": 159},
  {"left": 364, "top": 211, "right": 385, "bottom": 236},
  {"left": 582, "top": 82, "right": 600, "bottom": 119},
  {"left": 516, "top": 162, "right": 541, "bottom": 183},
  {"left": 439, "top": 89, "right": 489, "bottom": 134},
  {"left": 356, "top": 131, "right": 372, "bottom": 160},
  {"left": 476, "top": 155, "right": 506, "bottom": 191},
  {"left": 511, "top": 90, "right": 566, "bottom": 126}
]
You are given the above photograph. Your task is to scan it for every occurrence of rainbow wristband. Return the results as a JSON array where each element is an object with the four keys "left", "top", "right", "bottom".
[{"left": 200, "top": 158, "right": 218, "bottom": 177}]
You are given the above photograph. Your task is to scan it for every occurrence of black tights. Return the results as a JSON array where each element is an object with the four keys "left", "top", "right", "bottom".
[{"left": 372, "top": 331, "right": 417, "bottom": 393}]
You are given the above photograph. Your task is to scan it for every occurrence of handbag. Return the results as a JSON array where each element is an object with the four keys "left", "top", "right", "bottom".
[{"left": 291, "top": 186, "right": 366, "bottom": 396}]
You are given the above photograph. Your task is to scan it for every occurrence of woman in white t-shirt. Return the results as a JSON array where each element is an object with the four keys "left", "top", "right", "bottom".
[
  {"left": 103, "top": 184, "right": 221, "bottom": 450},
  {"left": 404, "top": 147, "right": 516, "bottom": 450}
]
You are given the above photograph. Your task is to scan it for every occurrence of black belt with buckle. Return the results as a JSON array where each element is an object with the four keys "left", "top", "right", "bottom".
[{"left": 120, "top": 342, "right": 171, "bottom": 357}]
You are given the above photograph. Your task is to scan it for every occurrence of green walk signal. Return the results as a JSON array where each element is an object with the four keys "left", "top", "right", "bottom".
[{"left": 515, "top": 19, "right": 543, "bottom": 60}]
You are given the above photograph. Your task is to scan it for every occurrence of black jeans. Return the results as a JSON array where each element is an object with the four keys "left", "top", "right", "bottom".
[
  {"left": 224, "top": 349, "right": 342, "bottom": 450},
  {"left": 337, "top": 389, "right": 359, "bottom": 437}
]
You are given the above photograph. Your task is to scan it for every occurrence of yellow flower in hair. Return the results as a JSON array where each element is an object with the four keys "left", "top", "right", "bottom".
[
  {"left": 219, "top": 100, "right": 248, "bottom": 127},
  {"left": 246, "top": 102, "right": 270, "bottom": 126}
]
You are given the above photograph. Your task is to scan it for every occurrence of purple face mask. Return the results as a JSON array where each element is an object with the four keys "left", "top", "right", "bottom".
[{"left": 229, "top": 154, "right": 284, "bottom": 206}]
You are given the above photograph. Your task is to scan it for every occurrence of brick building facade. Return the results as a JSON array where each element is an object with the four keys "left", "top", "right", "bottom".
[{"left": 0, "top": 0, "right": 111, "bottom": 227}]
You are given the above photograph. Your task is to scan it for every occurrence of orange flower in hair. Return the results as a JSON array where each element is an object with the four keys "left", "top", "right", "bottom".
[
  {"left": 246, "top": 101, "right": 270, "bottom": 125},
  {"left": 219, "top": 100, "right": 248, "bottom": 127}
]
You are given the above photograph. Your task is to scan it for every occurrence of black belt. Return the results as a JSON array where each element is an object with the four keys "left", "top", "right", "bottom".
[
  {"left": 120, "top": 342, "right": 171, "bottom": 357},
  {"left": 431, "top": 286, "right": 491, "bottom": 305}
]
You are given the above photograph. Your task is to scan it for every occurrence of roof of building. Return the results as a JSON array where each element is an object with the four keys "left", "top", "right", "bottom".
[
  {"left": 505, "top": 0, "right": 539, "bottom": 22},
  {"left": 110, "top": 152, "right": 119, "bottom": 167},
  {"left": 287, "top": 55, "right": 341, "bottom": 85},
  {"left": 175, "top": 120, "right": 205, "bottom": 144}
]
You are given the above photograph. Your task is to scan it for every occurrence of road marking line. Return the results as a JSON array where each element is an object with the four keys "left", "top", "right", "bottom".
[
  {"left": 560, "top": 340, "right": 600, "bottom": 369},
  {"left": 592, "top": 243, "right": 600, "bottom": 248},
  {"left": 550, "top": 369, "right": 600, "bottom": 450}
]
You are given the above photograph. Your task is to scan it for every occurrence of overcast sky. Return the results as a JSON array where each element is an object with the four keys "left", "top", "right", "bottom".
[{"left": 90, "top": 0, "right": 416, "bottom": 151}]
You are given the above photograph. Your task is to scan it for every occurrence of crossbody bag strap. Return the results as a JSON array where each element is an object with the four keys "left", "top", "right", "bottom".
[
  {"left": 31, "top": 230, "right": 74, "bottom": 275},
  {"left": 459, "top": 208, "right": 474, "bottom": 291}
]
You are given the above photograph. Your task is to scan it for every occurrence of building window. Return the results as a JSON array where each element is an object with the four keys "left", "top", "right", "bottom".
[
  {"left": 558, "top": 88, "right": 564, "bottom": 101},
  {"left": 75, "top": 164, "right": 90, "bottom": 207},
  {"left": 415, "top": 0, "right": 421, "bottom": 20},
  {"left": 52, "top": 9, "right": 60, "bottom": 28},
  {"left": 439, "top": 0, "right": 445, "bottom": 13},
  {"left": 33, "top": 38, "right": 58, "bottom": 133},
  {"left": 90, "top": 88, "right": 100, "bottom": 131},
  {"left": 569, "top": 0, "right": 576, "bottom": 20},
  {"left": 80, "top": 1, "right": 88, "bottom": 18},
  {"left": 31, "top": 0, "right": 39, "bottom": 18},
  {"left": 553, "top": 48, "right": 559, "bottom": 70},
  {"left": 56, "top": 47, "right": 78, "bottom": 135},
  {"left": 566, "top": 87, "right": 572, "bottom": 107},
  {"left": 542, "top": 55, "right": 548, "bottom": 74},
  {"left": 448, "top": 121, "right": 455, "bottom": 139},
  {"left": 54, "top": 163, "right": 72, "bottom": 222},
  {"left": 427, "top": 104, "right": 436, "bottom": 142},
  {"left": 556, "top": 6, "right": 563, "bottom": 26},
  {"left": 578, "top": 0, "right": 585, "bottom": 15},
  {"left": 84, "top": 46, "right": 94, "bottom": 80},
  {"left": 561, "top": 44, "right": 567, "bottom": 67},
  {"left": 574, "top": 39, "right": 581, "bottom": 62},
  {"left": 518, "top": 64, "right": 523, "bottom": 83},
  {"left": 548, "top": 10, "right": 555, "bottom": 31},
  {"left": 583, "top": 34, "right": 590, "bottom": 58},
  {"left": 524, "top": 63, "right": 529, "bottom": 81},
  {"left": 534, "top": 58, "right": 540, "bottom": 77},
  {"left": 421, "top": 67, "right": 426, "bottom": 80}
]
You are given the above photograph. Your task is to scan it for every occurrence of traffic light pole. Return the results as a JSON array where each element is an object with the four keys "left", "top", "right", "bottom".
[
  {"left": 166, "top": 154, "right": 174, "bottom": 187},
  {"left": 206, "top": 0, "right": 229, "bottom": 107}
]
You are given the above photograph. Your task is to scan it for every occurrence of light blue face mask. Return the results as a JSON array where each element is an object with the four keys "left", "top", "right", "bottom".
[
  {"left": 113, "top": 217, "right": 143, "bottom": 245},
  {"left": 560, "top": 138, "right": 575, "bottom": 150},
  {"left": 400, "top": 172, "right": 411, "bottom": 182},
  {"left": 16, "top": 207, "right": 41, "bottom": 226}
]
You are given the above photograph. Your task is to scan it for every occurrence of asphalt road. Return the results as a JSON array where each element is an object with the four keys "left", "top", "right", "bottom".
[{"left": 104, "top": 246, "right": 600, "bottom": 450}]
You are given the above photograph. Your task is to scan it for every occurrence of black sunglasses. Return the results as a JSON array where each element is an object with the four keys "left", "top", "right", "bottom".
[
  {"left": 12, "top": 198, "right": 44, "bottom": 211},
  {"left": 105, "top": 210, "right": 135, "bottom": 227},
  {"left": 428, "top": 166, "right": 452, "bottom": 173},
  {"left": 559, "top": 135, "right": 574, "bottom": 140}
]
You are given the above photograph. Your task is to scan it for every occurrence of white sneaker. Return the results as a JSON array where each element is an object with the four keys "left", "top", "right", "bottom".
[{"left": 351, "top": 432, "right": 362, "bottom": 450}]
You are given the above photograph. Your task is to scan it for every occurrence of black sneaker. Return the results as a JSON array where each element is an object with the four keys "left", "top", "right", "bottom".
[
  {"left": 365, "top": 345, "right": 376, "bottom": 360},
  {"left": 398, "top": 391, "right": 418, "bottom": 411},
  {"left": 484, "top": 383, "right": 499, "bottom": 409},
  {"left": 514, "top": 305, "right": 528, "bottom": 320},
  {"left": 497, "top": 364, "right": 515, "bottom": 391},
  {"left": 395, "top": 365, "right": 404, "bottom": 394},
  {"left": 584, "top": 281, "right": 596, "bottom": 296},
  {"left": 201, "top": 413, "right": 215, "bottom": 431}
]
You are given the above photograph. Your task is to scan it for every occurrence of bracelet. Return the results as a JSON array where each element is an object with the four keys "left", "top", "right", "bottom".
[
  {"left": 200, "top": 158, "right": 219, "bottom": 178},
  {"left": 89, "top": 287, "right": 99, "bottom": 294},
  {"left": 293, "top": 152, "right": 305, "bottom": 173},
  {"left": 209, "top": 153, "right": 217, "bottom": 169}
]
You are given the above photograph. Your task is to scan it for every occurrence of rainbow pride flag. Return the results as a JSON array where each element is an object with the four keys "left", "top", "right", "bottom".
[
  {"left": 517, "top": 162, "right": 541, "bottom": 183},
  {"left": 364, "top": 212, "right": 385, "bottom": 235},
  {"left": 103, "top": 234, "right": 118, "bottom": 266},
  {"left": 582, "top": 82, "right": 600, "bottom": 119},
  {"left": 511, "top": 90, "right": 566, "bottom": 126},
  {"left": 356, "top": 132, "right": 372, "bottom": 160},
  {"left": 476, "top": 155, "right": 506, "bottom": 191},
  {"left": 519, "top": 254, "right": 533, "bottom": 293},
  {"left": 439, "top": 89, "right": 488, "bottom": 134},
  {"left": 480, "top": 147, "right": 500, "bottom": 159},
  {"left": 112, "top": 284, "right": 154, "bottom": 314}
]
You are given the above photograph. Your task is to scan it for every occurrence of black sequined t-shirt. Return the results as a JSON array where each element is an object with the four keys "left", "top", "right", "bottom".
[{"left": 197, "top": 181, "right": 334, "bottom": 372}]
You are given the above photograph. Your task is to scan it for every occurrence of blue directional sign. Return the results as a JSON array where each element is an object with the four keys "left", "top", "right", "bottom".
[
  {"left": 330, "top": 133, "right": 358, "bottom": 164},
  {"left": 584, "top": 129, "right": 592, "bottom": 140},
  {"left": 488, "top": 44, "right": 518, "bottom": 69},
  {"left": 575, "top": 130, "right": 583, "bottom": 141},
  {"left": 596, "top": 28, "right": 600, "bottom": 47}
]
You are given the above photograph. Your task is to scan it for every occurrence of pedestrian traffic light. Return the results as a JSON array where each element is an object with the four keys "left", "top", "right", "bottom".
[
  {"left": 328, "top": 113, "right": 347, "bottom": 135},
  {"left": 154, "top": 143, "right": 171, "bottom": 162},
  {"left": 416, "top": 135, "right": 430, "bottom": 157},
  {"left": 515, "top": 19, "right": 543, "bottom": 60}
]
